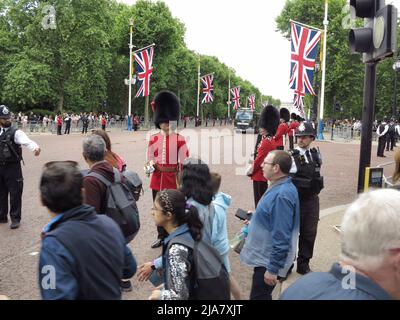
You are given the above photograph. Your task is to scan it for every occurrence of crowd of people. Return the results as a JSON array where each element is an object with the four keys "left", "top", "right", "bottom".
[
  {"left": 1, "top": 93, "right": 400, "bottom": 301},
  {"left": 13, "top": 112, "right": 140, "bottom": 134}
]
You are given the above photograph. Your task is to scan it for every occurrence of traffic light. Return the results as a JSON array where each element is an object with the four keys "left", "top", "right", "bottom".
[
  {"left": 349, "top": 0, "right": 397, "bottom": 63},
  {"left": 334, "top": 102, "right": 341, "bottom": 113}
]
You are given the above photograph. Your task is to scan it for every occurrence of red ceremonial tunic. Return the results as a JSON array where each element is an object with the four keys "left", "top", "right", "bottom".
[
  {"left": 274, "top": 123, "right": 289, "bottom": 147},
  {"left": 147, "top": 132, "right": 189, "bottom": 190},
  {"left": 288, "top": 121, "right": 299, "bottom": 137},
  {"left": 251, "top": 136, "right": 277, "bottom": 182}
]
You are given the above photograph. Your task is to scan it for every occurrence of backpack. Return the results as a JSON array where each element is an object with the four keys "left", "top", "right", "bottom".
[
  {"left": 87, "top": 168, "right": 140, "bottom": 241},
  {"left": 167, "top": 232, "right": 230, "bottom": 300},
  {"left": 121, "top": 170, "right": 143, "bottom": 202}
]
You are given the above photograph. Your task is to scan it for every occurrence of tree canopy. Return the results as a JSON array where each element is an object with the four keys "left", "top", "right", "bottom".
[
  {"left": 0, "top": 0, "right": 280, "bottom": 117},
  {"left": 276, "top": 0, "right": 400, "bottom": 120}
]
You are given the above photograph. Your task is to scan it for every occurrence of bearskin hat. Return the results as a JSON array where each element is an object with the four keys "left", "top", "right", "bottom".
[
  {"left": 258, "top": 105, "right": 280, "bottom": 136},
  {"left": 153, "top": 90, "right": 180, "bottom": 129},
  {"left": 291, "top": 112, "right": 297, "bottom": 121},
  {"left": 280, "top": 107, "right": 290, "bottom": 122}
]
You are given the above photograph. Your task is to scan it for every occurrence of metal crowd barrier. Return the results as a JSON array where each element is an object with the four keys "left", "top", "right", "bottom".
[
  {"left": 324, "top": 125, "right": 378, "bottom": 142},
  {"left": 13, "top": 118, "right": 234, "bottom": 135}
]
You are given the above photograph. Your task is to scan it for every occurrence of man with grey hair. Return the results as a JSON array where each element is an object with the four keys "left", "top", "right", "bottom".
[
  {"left": 280, "top": 189, "right": 400, "bottom": 300},
  {"left": 82, "top": 135, "right": 134, "bottom": 292},
  {"left": 82, "top": 135, "right": 112, "bottom": 215}
]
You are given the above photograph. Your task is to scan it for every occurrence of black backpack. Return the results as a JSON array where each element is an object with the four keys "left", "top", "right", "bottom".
[
  {"left": 121, "top": 170, "right": 143, "bottom": 202},
  {"left": 167, "top": 232, "right": 231, "bottom": 300},
  {"left": 87, "top": 168, "right": 140, "bottom": 242}
]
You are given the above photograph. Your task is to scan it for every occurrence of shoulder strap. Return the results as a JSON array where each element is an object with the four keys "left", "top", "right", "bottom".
[
  {"left": 168, "top": 233, "right": 195, "bottom": 251},
  {"left": 87, "top": 172, "right": 112, "bottom": 187}
]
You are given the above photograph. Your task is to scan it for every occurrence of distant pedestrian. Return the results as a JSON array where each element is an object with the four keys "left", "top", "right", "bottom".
[
  {"left": 377, "top": 120, "right": 389, "bottom": 157},
  {"left": 64, "top": 114, "right": 71, "bottom": 134},
  {"left": 56, "top": 114, "right": 62, "bottom": 135}
]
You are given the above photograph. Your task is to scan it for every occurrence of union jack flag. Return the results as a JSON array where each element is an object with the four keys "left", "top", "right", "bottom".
[
  {"left": 293, "top": 92, "right": 305, "bottom": 116},
  {"left": 201, "top": 74, "right": 214, "bottom": 104},
  {"left": 231, "top": 87, "right": 241, "bottom": 110},
  {"left": 248, "top": 94, "right": 255, "bottom": 111},
  {"left": 134, "top": 46, "right": 154, "bottom": 98},
  {"left": 289, "top": 22, "right": 321, "bottom": 99}
]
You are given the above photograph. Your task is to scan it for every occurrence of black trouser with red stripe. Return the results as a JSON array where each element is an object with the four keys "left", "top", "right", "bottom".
[
  {"left": 0, "top": 161, "right": 23, "bottom": 223},
  {"left": 289, "top": 136, "right": 294, "bottom": 150}
]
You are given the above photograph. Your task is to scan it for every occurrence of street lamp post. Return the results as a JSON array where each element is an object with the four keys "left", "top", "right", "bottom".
[{"left": 392, "top": 58, "right": 400, "bottom": 118}]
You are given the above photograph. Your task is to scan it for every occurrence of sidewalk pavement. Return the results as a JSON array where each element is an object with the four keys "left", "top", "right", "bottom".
[{"left": 272, "top": 204, "right": 349, "bottom": 299}]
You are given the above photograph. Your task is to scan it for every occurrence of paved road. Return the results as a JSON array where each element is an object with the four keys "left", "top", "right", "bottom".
[{"left": 0, "top": 127, "right": 396, "bottom": 299}]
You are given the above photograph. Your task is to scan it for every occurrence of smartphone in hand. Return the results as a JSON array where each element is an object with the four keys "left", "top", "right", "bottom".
[{"left": 235, "top": 208, "right": 252, "bottom": 221}]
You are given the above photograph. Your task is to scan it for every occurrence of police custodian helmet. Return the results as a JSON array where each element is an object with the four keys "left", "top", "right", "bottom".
[
  {"left": 295, "top": 121, "right": 316, "bottom": 137},
  {"left": 0, "top": 105, "right": 11, "bottom": 119}
]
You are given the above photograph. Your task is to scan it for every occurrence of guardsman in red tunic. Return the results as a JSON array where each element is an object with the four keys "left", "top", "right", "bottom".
[
  {"left": 248, "top": 105, "right": 280, "bottom": 207},
  {"left": 146, "top": 91, "right": 189, "bottom": 248},
  {"left": 274, "top": 108, "right": 290, "bottom": 150},
  {"left": 288, "top": 113, "right": 300, "bottom": 150}
]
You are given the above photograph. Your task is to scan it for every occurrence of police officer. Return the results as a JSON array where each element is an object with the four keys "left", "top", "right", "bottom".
[
  {"left": 386, "top": 118, "right": 396, "bottom": 152},
  {"left": 289, "top": 122, "right": 324, "bottom": 274},
  {"left": 0, "top": 105, "right": 41, "bottom": 229},
  {"left": 376, "top": 119, "right": 389, "bottom": 157}
]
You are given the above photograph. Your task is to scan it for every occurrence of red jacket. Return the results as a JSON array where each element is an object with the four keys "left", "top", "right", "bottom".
[
  {"left": 101, "top": 118, "right": 107, "bottom": 126},
  {"left": 251, "top": 136, "right": 277, "bottom": 182},
  {"left": 147, "top": 132, "right": 189, "bottom": 190},
  {"left": 57, "top": 116, "right": 62, "bottom": 126},
  {"left": 288, "top": 121, "right": 299, "bottom": 137},
  {"left": 274, "top": 123, "right": 289, "bottom": 147}
]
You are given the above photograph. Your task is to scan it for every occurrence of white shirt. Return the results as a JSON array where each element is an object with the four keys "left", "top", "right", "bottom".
[
  {"left": 290, "top": 146, "right": 314, "bottom": 174},
  {"left": 377, "top": 123, "right": 389, "bottom": 137},
  {"left": 0, "top": 127, "right": 40, "bottom": 152},
  {"left": 396, "top": 125, "right": 400, "bottom": 136}
]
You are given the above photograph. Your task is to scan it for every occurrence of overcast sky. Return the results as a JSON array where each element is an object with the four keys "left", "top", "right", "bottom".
[{"left": 120, "top": 0, "right": 400, "bottom": 103}]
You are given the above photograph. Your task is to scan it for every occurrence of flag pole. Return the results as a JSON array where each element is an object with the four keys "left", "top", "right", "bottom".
[
  {"left": 196, "top": 55, "right": 201, "bottom": 119},
  {"left": 318, "top": 0, "right": 328, "bottom": 140},
  {"left": 128, "top": 18, "right": 134, "bottom": 131},
  {"left": 227, "top": 72, "right": 231, "bottom": 120}
]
